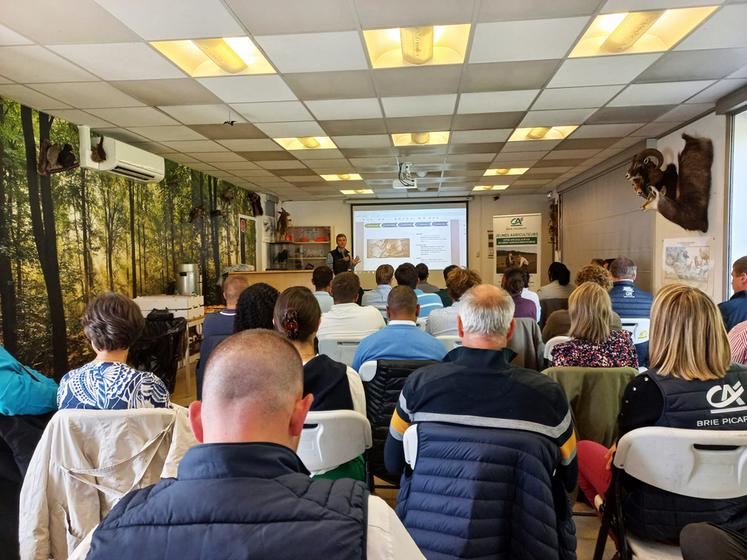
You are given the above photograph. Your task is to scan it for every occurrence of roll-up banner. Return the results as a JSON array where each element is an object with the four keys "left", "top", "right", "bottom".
[{"left": 493, "top": 213, "right": 542, "bottom": 289}]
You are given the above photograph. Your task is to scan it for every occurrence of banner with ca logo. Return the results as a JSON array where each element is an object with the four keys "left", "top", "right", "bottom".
[{"left": 493, "top": 213, "right": 542, "bottom": 289}]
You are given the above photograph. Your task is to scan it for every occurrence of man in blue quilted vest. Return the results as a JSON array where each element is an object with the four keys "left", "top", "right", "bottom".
[
  {"left": 385, "top": 284, "right": 578, "bottom": 491},
  {"left": 608, "top": 257, "right": 653, "bottom": 367},
  {"left": 72, "top": 330, "right": 423, "bottom": 560}
]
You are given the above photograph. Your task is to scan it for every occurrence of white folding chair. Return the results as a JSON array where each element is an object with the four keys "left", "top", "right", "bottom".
[
  {"left": 436, "top": 335, "right": 462, "bottom": 352},
  {"left": 403, "top": 424, "right": 420, "bottom": 469},
  {"left": 543, "top": 335, "right": 570, "bottom": 361},
  {"left": 594, "top": 426, "right": 747, "bottom": 560},
  {"left": 317, "top": 337, "right": 363, "bottom": 367},
  {"left": 621, "top": 318, "right": 651, "bottom": 345},
  {"left": 416, "top": 317, "right": 428, "bottom": 331},
  {"left": 297, "top": 410, "right": 372, "bottom": 475},
  {"left": 358, "top": 360, "right": 378, "bottom": 382}
]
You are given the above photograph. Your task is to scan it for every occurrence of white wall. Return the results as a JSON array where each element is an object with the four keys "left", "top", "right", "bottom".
[
  {"left": 281, "top": 194, "right": 552, "bottom": 289},
  {"left": 560, "top": 165, "right": 656, "bottom": 291},
  {"left": 729, "top": 111, "right": 747, "bottom": 280},
  {"left": 652, "top": 113, "right": 728, "bottom": 301}
]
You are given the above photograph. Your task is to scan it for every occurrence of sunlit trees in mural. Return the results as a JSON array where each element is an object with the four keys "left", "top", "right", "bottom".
[{"left": 0, "top": 98, "right": 260, "bottom": 377}]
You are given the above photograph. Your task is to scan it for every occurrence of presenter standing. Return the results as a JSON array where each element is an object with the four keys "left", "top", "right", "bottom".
[{"left": 326, "top": 233, "right": 360, "bottom": 273}]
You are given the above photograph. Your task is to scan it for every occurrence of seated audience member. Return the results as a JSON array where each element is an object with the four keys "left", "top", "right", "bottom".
[
  {"left": 680, "top": 523, "right": 747, "bottom": 560},
  {"left": 426, "top": 268, "right": 482, "bottom": 337},
  {"left": 72, "top": 330, "right": 423, "bottom": 560},
  {"left": 415, "top": 263, "right": 438, "bottom": 293},
  {"left": 542, "top": 265, "right": 623, "bottom": 342},
  {"left": 591, "top": 258, "right": 606, "bottom": 267},
  {"left": 274, "top": 287, "right": 366, "bottom": 480},
  {"left": 384, "top": 284, "right": 577, "bottom": 491},
  {"left": 361, "top": 264, "right": 394, "bottom": 315},
  {"left": 196, "top": 274, "right": 247, "bottom": 399},
  {"left": 394, "top": 263, "right": 443, "bottom": 318},
  {"left": 502, "top": 267, "right": 536, "bottom": 320},
  {"left": 609, "top": 257, "right": 653, "bottom": 366},
  {"left": 234, "top": 282, "right": 279, "bottom": 332},
  {"left": 720, "top": 256, "right": 747, "bottom": 332},
  {"left": 550, "top": 282, "right": 638, "bottom": 368},
  {"left": 577, "top": 284, "right": 747, "bottom": 542},
  {"left": 0, "top": 345, "right": 58, "bottom": 415},
  {"left": 603, "top": 258, "right": 615, "bottom": 270},
  {"left": 437, "top": 264, "right": 459, "bottom": 307},
  {"left": 538, "top": 262, "right": 574, "bottom": 300},
  {"left": 317, "top": 272, "right": 385, "bottom": 339},
  {"left": 57, "top": 292, "right": 170, "bottom": 410},
  {"left": 311, "top": 265, "right": 334, "bottom": 313},
  {"left": 520, "top": 268, "right": 541, "bottom": 322},
  {"left": 728, "top": 321, "right": 747, "bottom": 364},
  {"left": 352, "top": 286, "right": 446, "bottom": 371}
]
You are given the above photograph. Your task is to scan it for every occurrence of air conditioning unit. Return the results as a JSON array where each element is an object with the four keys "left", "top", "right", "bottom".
[{"left": 78, "top": 126, "right": 165, "bottom": 183}]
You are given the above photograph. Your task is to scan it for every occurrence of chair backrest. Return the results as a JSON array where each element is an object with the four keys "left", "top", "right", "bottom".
[
  {"left": 436, "top": 335, "right": 462, "bottom": 352},
  {"left": 416, "top": 317, "right": 428, "bottom": 331},
  {"left": 507, "top": 317, "right": 545, "bottom": 371},
  {"left": 544, "top": 335, "right": 571, "bottom": 360},
  {"left": 129, "top": 316, "right": 187, "bottom": 392},
  {"left": 298, "top": 410, "right": 372, "bottom": 474},
  {"left": 361, "top": 359, "right": 438, "bottom": 484},
  {"left": 614, "top": 426, "right": 747, "bottom": 499},
  {"left": 620, "top": 317, "right": 651, "bottom": 345},
  {"left": 544, "top": 366, "right": 637, "bottom": 446},
  {"left": 19, "top": 407, "right": 196, "bottom": 559},
  {"left": 397, "top": 422, "right": 574, "bottom": 560},
  {"left": 317, "top": 337, "right": 363, "bottom": 367},
  {"left": 539, "top": 298, "right": 568, "bottom": 328}
]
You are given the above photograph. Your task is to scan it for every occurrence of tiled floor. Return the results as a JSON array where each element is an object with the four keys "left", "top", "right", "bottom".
[{"left": 172, "top": 366, "right": 617, "bottom": 559}]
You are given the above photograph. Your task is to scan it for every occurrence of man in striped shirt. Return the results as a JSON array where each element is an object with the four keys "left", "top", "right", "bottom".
[
  {"left": 384, "top": 284, "right": 578, "bottom": 491},
  {"left": 394, "top": 263, "right": 443, "bottom": 319}
]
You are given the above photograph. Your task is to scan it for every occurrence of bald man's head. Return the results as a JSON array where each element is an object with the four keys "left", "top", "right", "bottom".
[
  {"left": 459, "top": 284, "right": 515, "bottom": 340},
  {"left": 222, "top": 275, "right": 249, "bottom": 308},
  {"left": 202, "top": 329, "right": 303, "bottom": 415}
]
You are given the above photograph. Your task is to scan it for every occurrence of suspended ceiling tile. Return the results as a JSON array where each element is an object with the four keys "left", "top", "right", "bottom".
[
  {"left": 339, "top": 147, "right": 396, "bottom": 158},
  {"left": 548, "top": 54, "right": 662, "bottom": 88},
  {"left": 197, "top": 75, "right": 297, "bottom": 103},
  {"left": 214, "top": 160, "right": 260, "bottom": 170},
  {"left": 532, "top": 85, "right": 624, "bottom": 110},
  {"left": 685, "top": 78, "right": 747, "bottom": 103},
  {"left": 676, "top": 4, "right": 747, "bottom": 50},
  {"left": 372, "top": 66, "right": 463, "bottom": 96},
  {"left": 331, "top": 135, "right": 392, "bottom": 148},
  {"left": 629, "top": 121, "right": 679, "bottom": 137},
  {"left": 452, "top": 112, "right": 525, "bottom": 130},
  {"left": 0, "top": 23, "right": 32, "bottom": 45},
  {"left": 382, "top": 94, "right": 457, "bottom": 118},
  {"left": 448, "top": 142, "right": 502, "bottom": 154},
  {"left": 161, "top": 139, "right": 227, "bottom": 152},
  {"left": 585, "top": 104, "right": 677, "bottom": 124},
  {"left": 126, "top": 125, "right": 207, "bottom": 141},
  {"left": 386, "top": 115, "right": 454, "bottom": 133},
  {"left": 159, "top": 104, "right": 242, "bottom": 125},
  {"left": 318, "top": 118, "right": 388, "bottom": 135},
  {"left": 478, "top": 0, "right": 601, "bottom": 21},
  {"left": 226, "top": 0, "right": 358, "bottom": 35},
  {"left": 218, "top": 139, "right": 284, "bottom": 151},
  {"left": 457, "top": 90, "right": 539, "bottom": 114},
  {"left": 235, "top": 150, "right": 295, "bottom": 160},
  {"left": 93, "top": 0, "right": 244, "bottom": 40},
  {"left": 254, "top": 121, "right": 326, "bottom": 137},
  {"left": 306, "top": 98, "right": 383, "bottom": 120},
  {"left": 503, "top": 139, "right": 561, "bottom": 151},
  {"left": 50, "top": 43, "right": 185, "bottom": 80},
  {"left": 354, "top": 0, "right": 475, "bottom": 28},
  {"left": 187, "top": 123, "right": 266, "bottom": 139},
  {"left": 86, "top": 106, "right": 180, "bottom": 126},
  {"left": 608, "top": 80, "right": 714, "bottom": 106},
  {"left": 634, "top": 48, "right": 747, "bottom": 83},
  {"left": 543, "top": 148, "right": 601, "bottom": 159},
  {"left": 113, "top": 79, "right": 221, "bottom": 106},
  {"left": 292, "top": 148, "right": 344, "bottom": 160},
  {"left": 230, "top": 101, "right": 314, "bottom": 122},
  {"left": 729, "top": 63, "right": 747, "bottom": 79},
  {"left": 255, "top": 31, "right": 368, "bottom": 73},
  {"left": 601, "top": 0, "right": 724, "bottom": 11},
  {"left": 30, "top": 82, "right": 144, "bottom": 108},
  {"left": 283, "top": 71, "right": 376, "bottom": 99},
  {"left": 256, "top": 160, "right": 309, "bottom": 170},
  {"left": 0, "top": 46, "right": 97, "bottom": 83},
  {"left": 569, "top": 123, "right": 645, "bottom": 138},
  {"left": 470, "top": 17, "right": 589, "bottom": 63},
  {"left": 46, "top": 108, "right": 113, "bottom": 127},
  {"left": 460, "top": 60, "right": 561, "bottom": 93},
  {"left": 655, "top": 103, "right": 715, "bottom": 122},
  {"left": 520, "top": 108, "right": 596, "bottom": 126},
  {"left": 450, "top": 129, "right": 513, "bottom": 143},
  {"left": 556, "top": 137, "right": 618, "bottom": 149},
  {"left": 0, "top": 84, "right": 70, "bottom": 110}
]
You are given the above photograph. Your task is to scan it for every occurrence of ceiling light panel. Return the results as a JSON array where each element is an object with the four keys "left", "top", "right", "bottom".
[
  {"left": 274, "top": 136, "right": 338, "bottom": 150},
  {"left": 473, "top": 185, "right": 510, "bottom": 191},
  {"left": 508, "top": 126, "right": 578, "bottom": 141},
  {"left": 322, "top": 174, "right": 363, "bottom": 181},
  {"left": 151, "top": 37, "right": 275, "bottom": 77},
  {"left": 570, "top": 7, "right": 718, "bottom": 58},
  {"left": 484, "top": 168, "right": 529, "bottom": 176},
  {"left": 363, "top": 24, "right": 471, "bottom": 69},
  {"left": 391, "top": 131, "right": 450, "bottom": 146},
  {"left": 340, "top": 189, "right": 373, "bottom": 195}
]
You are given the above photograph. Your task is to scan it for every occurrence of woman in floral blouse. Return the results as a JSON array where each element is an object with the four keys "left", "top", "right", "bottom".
[{"left": 551, "top": 282, "right": 638, "bottom": 368}]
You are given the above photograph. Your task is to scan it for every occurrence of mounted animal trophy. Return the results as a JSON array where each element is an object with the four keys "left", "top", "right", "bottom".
[{"left": 626, "top": 133, "right": 713, "bottom": 233}]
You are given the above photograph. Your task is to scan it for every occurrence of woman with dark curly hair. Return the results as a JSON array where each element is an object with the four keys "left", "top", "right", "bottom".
[
  {"left": 233, "top": 283, "right": 279, "bottom": 332},
  {"left": 273, "top": 286, "right": 366, "bottom": 480},
  {"left": 57, "top": 292, "right": 170, "bottom": 410}
]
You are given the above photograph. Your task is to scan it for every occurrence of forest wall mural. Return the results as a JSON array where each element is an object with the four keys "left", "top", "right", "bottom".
[{"left": 0, "top": 98, "right": 261, "bottom": 379}]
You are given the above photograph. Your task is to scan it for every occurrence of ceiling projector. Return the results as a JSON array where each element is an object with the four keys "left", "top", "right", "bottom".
[
  {"left": 393, "top": 177, "right": 417, "bottom": 189},
  {"left": 394, "top": 161, "right": 417, "bottom": 189}
]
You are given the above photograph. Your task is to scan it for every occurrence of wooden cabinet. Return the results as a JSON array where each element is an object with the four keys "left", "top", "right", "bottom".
[{"left": 267, "top": 226, "right": 331, "bottom": 270}]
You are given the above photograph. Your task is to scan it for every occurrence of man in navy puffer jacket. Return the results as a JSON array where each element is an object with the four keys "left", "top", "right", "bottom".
[{"left": 71, "top": 330, "right": 423, "bottom": 560}]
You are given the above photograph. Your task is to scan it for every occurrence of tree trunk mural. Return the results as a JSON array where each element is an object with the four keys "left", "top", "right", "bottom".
[{"left": 0, "top": 100, "right": 19, "bottom": 355}]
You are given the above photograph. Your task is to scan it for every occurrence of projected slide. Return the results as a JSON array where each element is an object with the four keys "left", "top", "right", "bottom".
[{"left": 352, "top": 204, "right": 467, "bottom": 272}]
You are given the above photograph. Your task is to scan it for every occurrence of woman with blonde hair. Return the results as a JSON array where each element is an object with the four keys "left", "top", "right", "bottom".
[
  {"left": 550, "top": 282, "right": 637, "bottom": 368},
  {"left": 576, "top": 284, "right": 747, "bottom": 542}
]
